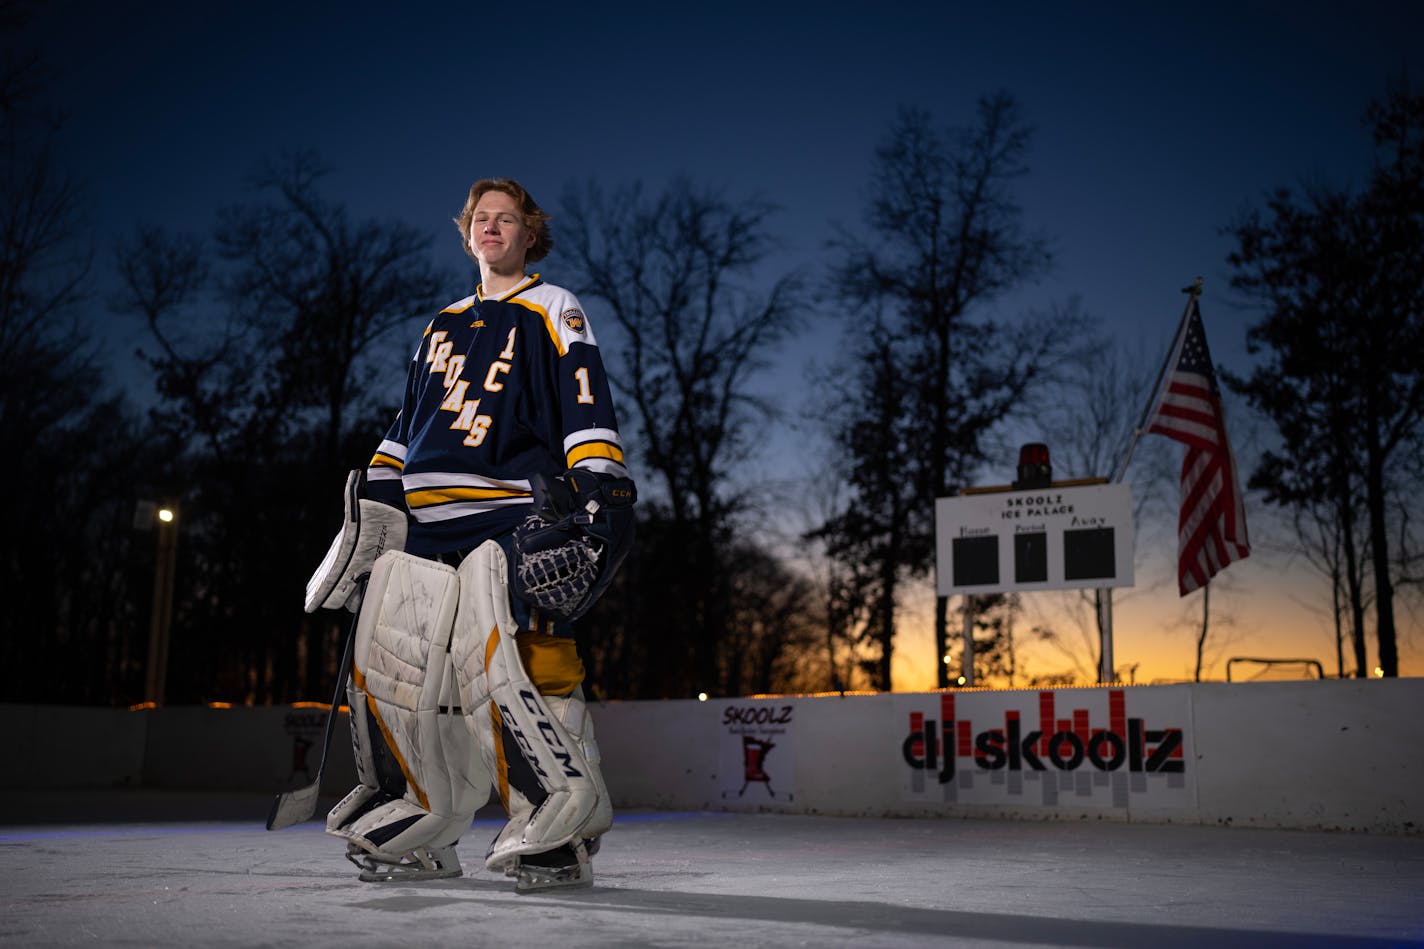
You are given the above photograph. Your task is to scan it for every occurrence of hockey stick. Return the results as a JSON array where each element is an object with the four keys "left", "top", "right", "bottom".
[{"left": 266, "top": 582, "right": 365, "bottom": 831}]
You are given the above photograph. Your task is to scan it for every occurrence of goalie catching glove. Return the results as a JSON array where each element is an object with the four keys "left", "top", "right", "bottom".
[
  {"left": 305, "top": 469, "right": 408, "bottom": 612},
  {"left": 510, "top": 469, "right": 635, "bottom": 623}
]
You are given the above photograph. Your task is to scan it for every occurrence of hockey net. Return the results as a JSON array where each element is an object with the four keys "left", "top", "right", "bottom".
[{"left": 1225, "top": 657, "right": 1326, "bottom": 682}]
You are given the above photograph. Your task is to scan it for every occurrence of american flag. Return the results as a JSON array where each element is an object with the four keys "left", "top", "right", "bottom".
[{"left": 1146, "top": 297, "right": 1250, "bottom": 595}]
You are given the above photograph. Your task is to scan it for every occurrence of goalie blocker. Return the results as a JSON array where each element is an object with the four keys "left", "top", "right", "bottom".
[{"left": 304, "top": 469, "right": 407, "bottom": 613}]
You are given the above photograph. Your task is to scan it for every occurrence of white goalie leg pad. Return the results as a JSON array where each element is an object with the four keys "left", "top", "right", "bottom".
[
  {"left": 448, "top": 540, "right": 604, "bottom": 872},
  {"left": 324, "top": 668, "right": 384, "bottom": 836},
  {"left": 326, "top": 550, "right": 491, "bottom": 862},
  {"left": 479, "top": 685, "right": 613, "bottom": 882},
  {"left": 546, "top": 686, "right": 612, "bottom": 840}
]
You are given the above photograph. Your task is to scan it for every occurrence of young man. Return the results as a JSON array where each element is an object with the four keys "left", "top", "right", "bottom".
[{"left": 305, "top": 178, "right": 635, "bottom": 891}]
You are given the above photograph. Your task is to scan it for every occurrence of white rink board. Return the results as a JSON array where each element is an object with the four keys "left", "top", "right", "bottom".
[
  {"left": 4, "top": 678, "right": 1422, "bottom": 833},
  {"left": 894, "top": 687, "right": 1194, "bottom": 812},
  {"left": 589, "top": 679, "right": 1424, "bottom": 831}
]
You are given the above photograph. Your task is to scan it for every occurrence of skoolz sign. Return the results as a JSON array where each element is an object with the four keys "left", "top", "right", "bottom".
[
  {"left": 935, "top": 482, "right": 1135, "bottom": 595},
  {"left": 718, "top": 700, "right": 796, "bottom": 803},
  {"left": 897, "top": 687, "right": 1194, "bottom": 809}
]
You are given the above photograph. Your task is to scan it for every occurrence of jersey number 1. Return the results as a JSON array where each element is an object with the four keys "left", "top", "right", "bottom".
[{"left": 574, "top": 367, "right": 595, "bottom": 405}]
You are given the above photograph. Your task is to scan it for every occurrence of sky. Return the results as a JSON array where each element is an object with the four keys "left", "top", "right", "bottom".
[{"left": 29, "top": 0, "right": 1424, "bottom": 688}]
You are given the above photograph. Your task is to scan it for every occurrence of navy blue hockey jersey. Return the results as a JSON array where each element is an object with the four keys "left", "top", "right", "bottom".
[{"left": 366, "top": 274, "right": 630, "bottom": 556}]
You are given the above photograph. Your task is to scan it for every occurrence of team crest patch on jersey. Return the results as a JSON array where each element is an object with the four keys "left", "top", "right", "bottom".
[{"left": 561, "top": 307, "right": 587, "bottom": 334}]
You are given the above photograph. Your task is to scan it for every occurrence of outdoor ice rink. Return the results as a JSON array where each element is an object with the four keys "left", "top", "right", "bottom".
[{"left": 2, "top": 791, "right": 1421, "bottom": 948}]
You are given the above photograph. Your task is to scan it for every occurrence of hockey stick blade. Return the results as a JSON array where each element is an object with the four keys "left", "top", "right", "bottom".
[
  {"left": 266, "top": 584, "right": 364, "bottom": 831},
  {"left": 267, "top": 781, "right": 321, "bottom": 831}
]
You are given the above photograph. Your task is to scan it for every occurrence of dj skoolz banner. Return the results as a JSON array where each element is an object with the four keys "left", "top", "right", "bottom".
[
  {"left": 718, "top": 700, "right": 796, "bottom": 803},
  {"left": 897, "top": 687, "right": 1195, "bottom": 809}
]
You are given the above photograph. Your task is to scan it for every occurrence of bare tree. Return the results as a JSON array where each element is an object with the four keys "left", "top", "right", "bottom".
[
  {"left": 218, "top": 151, "right": 450, "bottom": 465},
  {"left": 556, "top": 178, "right": 805, "bottom": 697},
  {"left": 1227, "top": 82, "right": 1424, "bottom": 677},
  {"left": 0, "top": 1, "right": 91, "bottom": 445},
  {"left": 111, "top": 154, "right": 453, "bottom": 703},
  {"left": 1017, "top": 332, "right": 1174, "bottom": 682},
  {"left": 793, "top": 450, "right": 877, "bottom": 694},
  {"left": 720, "top": 542, "right": 823, "bottom": 696},
  {"left": 808, "top": 314, "right": 919, "bottom": 690},
  {"left": 943, "top": 593, "right": 1023, "bottom": 688},
  {"left": 0, "top": 1, "right": 153, "bottom": 705},
  {"left": 558, "top": 178, "right": 803, "bottom": 519},
  {"left": 820, "top": 95, "right": 1084, "bottom": 690},
  {"left": 1289, "top": 490, "right": 1371, "bottom": 677}
]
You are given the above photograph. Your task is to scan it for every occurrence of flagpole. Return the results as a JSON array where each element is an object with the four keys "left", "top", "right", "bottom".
[{"left": 1112, "top": 277, "right": 1203, "bottom": 484}]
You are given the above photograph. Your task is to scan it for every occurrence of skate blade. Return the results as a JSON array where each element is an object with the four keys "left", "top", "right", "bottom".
[
  {"left": 348, "top": 850, "right": 462, "bottom": 884},
  {"left": 357, "top": 864, "right": 463, "bottom": 883},
  {"left": 515, "top": 862, "right": 593, "bottom": 893}
]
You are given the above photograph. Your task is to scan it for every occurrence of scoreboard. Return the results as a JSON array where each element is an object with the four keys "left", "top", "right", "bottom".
[{"left": 935, "top": 483, "right": 1135, "bottom": 595}]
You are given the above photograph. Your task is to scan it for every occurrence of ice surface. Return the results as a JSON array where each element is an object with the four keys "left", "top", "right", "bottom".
[{"left": 2, "top": 791, "right": 1421, "bottom": 948}]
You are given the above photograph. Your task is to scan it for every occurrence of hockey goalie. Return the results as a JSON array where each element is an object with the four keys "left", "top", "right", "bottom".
[
  {"left": 291, "top": 176, "right": 636, "bottom": 891},
  {"left": 304, "top": 467, "right": 634, "bottom": 891},
  {"left": 291, "top": 175, "right": 643, "bottom": 889}
]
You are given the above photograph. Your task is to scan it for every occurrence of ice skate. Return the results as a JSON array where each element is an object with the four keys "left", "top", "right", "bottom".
[
  {"left": 347, "top": 842, "right": 463, "bottom": 883},
  {"left": 511, "top": 839, "right": 594, "bottom": 892}
]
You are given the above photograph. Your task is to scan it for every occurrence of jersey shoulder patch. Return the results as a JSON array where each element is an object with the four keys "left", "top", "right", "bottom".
[
  {"left": 516, "top": 281, "right": 598, "bottom": 351},
  {"left": 560, "top": 305, "right": 587, "bottom": 335}
]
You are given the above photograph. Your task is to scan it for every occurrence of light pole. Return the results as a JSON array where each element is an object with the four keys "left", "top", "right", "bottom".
[{"left": 143, "top": 503, "right": 179, "bottom": 705}]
